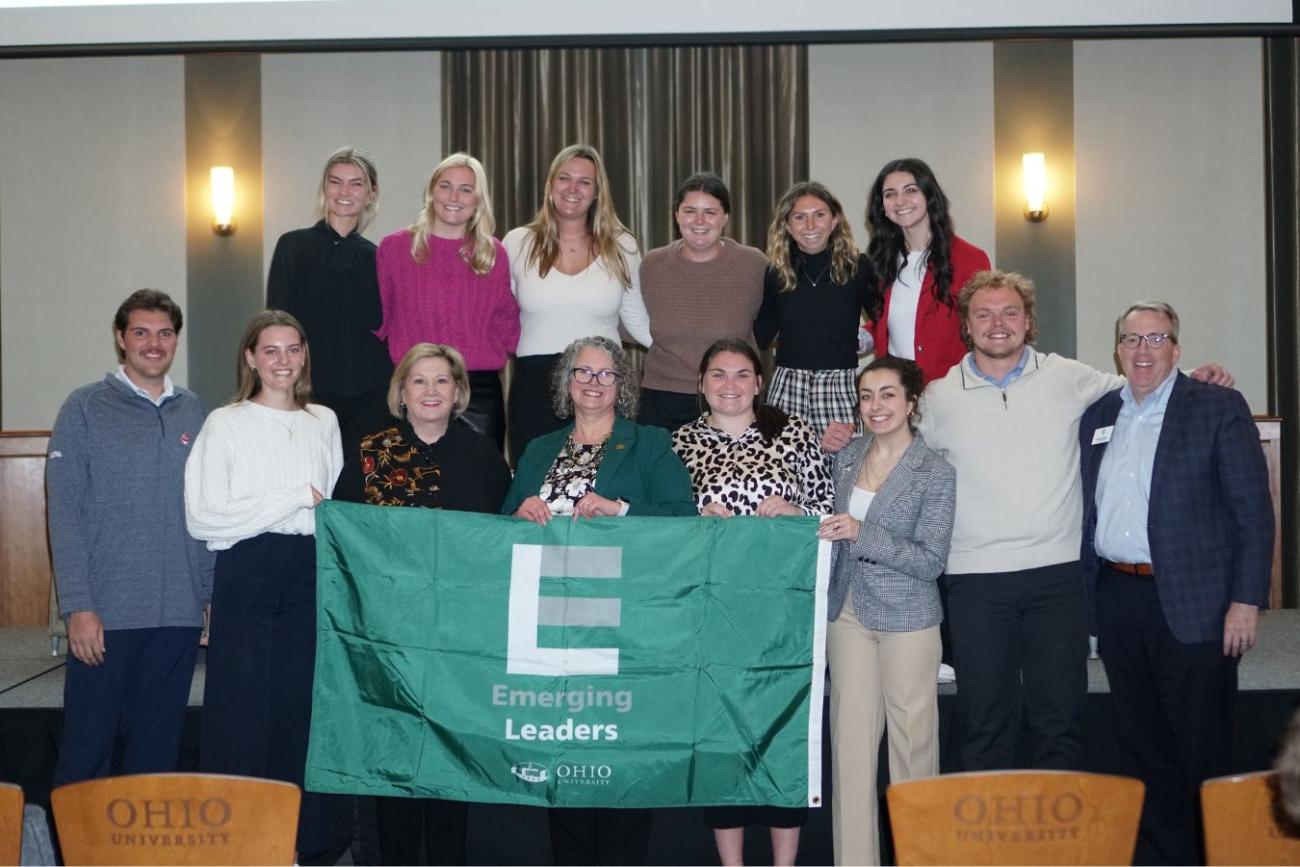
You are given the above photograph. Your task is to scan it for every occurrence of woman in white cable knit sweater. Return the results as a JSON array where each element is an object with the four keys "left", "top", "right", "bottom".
[{"left": 184, "top": 309, "right": 342, "bottom": 859}]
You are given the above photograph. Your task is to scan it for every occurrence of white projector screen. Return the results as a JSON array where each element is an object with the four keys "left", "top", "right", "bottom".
[{"left": 1, "top": 0, "right": 1294, "bottom": 50}]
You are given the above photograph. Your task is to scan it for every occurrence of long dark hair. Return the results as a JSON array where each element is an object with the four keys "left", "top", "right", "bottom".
[
  {"left": 866, "top": 158, "right": 957, "bottom": 307},
  {"left": 698, "top": 338, "right": 788, "bottom": 443}
]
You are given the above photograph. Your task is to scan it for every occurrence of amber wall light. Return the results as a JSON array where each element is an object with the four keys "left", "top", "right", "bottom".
[
  {"left": 1022, "top": 153, "right": 1048, "bottom": 222},
  {"left": 211, "top": 166, "right": 236, "bottom": 235}
]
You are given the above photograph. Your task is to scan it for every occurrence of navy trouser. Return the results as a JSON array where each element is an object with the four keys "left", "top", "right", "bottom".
[
  {"left": 200, "top": 533, "right": 333, "bottom": 854},
  {"left": 1098, "top": 566, "right": 1238, "bottom": 866},
  {"left": 55, "top": 626, "right": 200, "bottom": 786},
  {"left": 946, "top": 561, "right": 1089, "bottom": 771}
]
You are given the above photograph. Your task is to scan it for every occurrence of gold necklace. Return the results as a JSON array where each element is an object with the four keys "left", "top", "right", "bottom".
[{"left": 861, "top": 447, "right": 900, "bottom": 491}]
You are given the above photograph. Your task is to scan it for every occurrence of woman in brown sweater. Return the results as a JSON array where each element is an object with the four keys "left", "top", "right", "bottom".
[{"left": 638, "top": 171, "right": 767, "bottom": 431}]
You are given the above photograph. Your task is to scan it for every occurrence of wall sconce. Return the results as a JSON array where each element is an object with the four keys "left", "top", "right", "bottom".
[
  {"left": 211, "top": 166, "right": 235, "bottom": 235},
  {"left": 1022, "top": 153, "right": 1048, "bottom": 222}
]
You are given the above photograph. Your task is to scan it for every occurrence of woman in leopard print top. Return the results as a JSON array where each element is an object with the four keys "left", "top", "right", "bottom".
[
  {"left": 672, "top": 339, "right": 832, "bottom": 519},
  {"left": 669, "top": 337, "right": 832, "bottom": 866}
]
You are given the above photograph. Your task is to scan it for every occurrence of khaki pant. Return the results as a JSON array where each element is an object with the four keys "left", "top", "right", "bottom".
[{"left": 828, "top": 612, "right": 941, "bottom": 866}]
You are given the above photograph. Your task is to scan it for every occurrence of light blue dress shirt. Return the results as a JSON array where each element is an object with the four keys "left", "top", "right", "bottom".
[
  {"left": 1093, "top": 368, "right": 1179, "bottom": 564},
  {"left": 966, "top": 346, "right": 1030, "bottom": 389}
]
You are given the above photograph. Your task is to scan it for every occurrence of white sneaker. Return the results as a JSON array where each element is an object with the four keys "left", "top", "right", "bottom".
[{"left": 937, "top": 663, "right": 956, "bottom": 684}]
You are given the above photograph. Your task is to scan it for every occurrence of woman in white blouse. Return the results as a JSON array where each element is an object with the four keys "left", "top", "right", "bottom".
[
  {"left": 184, "top": 309, "right": 343, "bottom": 858},
  {"left": 503, "top": 143, "right": 651, "bottom": 464}
]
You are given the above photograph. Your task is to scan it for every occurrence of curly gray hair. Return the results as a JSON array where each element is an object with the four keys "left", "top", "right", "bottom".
[{"left": 551, "top": 335, "right": 640, "bottom": 419}]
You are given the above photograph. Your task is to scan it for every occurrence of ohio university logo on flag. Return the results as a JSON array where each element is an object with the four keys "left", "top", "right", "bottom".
[{"left": 305, "top": 502, "right": 830, "bottom": 809}]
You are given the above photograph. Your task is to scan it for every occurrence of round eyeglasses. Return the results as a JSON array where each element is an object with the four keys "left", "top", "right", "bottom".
[
  {"left": 1117, "top": 332, "right": 1174, "bottom": 350},
  {"left": 572, "top": 367, "right": 619, "bottom": 386}
]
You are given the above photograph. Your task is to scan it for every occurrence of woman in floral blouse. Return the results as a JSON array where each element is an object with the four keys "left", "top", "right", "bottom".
[
  {"left": 334, "top": 341, "right": 509, "bottom": 865},
  {"left": 669, "top": 337, "right": 833, "bottom": 867}
]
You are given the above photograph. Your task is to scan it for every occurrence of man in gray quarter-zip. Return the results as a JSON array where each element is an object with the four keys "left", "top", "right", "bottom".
[{"left": 46, "top": 289, "right": 213, "bottom": 785}]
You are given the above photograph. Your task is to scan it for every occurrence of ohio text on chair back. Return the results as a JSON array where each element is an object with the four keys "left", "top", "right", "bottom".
[
  {"left": 886, "top": 769, "right": 1144, "bottom": 865},
  {"left": 50, "top": 772, "right": 300, "bottom": 866}
]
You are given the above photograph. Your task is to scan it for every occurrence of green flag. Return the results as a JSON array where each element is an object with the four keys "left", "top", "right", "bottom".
[{"left": 306, "top": 501, "right": 829, "bottom": 809}]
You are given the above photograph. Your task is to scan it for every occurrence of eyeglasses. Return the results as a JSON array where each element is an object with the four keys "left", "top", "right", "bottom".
[
  {"left": 1117, "top": 332, "right": 1175, "bottom": 350},
  {"left": 572, "top": 367, "right": 619, "bottom": 386}
]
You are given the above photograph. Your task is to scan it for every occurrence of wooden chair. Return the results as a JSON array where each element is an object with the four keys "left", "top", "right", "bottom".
[
  {"left": 886, "top": 770, "right": 1144, "bottom": 865},
  {"left": 0, "top": 783, "right": 22, "bottom": 867},
  {"left": 51, "top": 773, "right": 300, "bottom": 866},
  {"left": 1202, "top": 770, "right": 1300, "bottom": 865}
]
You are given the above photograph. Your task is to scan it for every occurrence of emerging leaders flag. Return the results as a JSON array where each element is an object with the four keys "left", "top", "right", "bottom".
[{"left": 306, "top": 501, "right": 829, "bottom": 809}]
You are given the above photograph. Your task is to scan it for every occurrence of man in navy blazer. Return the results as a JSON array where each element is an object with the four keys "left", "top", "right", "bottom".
[{"left": 1079, "top": 301, "right": 1272, "bottom": 865}]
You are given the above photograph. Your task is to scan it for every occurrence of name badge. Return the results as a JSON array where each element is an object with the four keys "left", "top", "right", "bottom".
[{"left": 1091, "top": 426, "right": 1114, "bottom": 445}]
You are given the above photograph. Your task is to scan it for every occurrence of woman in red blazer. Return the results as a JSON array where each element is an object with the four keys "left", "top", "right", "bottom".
[{"left": 866, "top": 158, "right": 991, "bottom": 384}]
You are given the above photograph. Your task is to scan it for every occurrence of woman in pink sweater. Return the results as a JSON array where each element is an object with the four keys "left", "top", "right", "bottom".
[{"left": 376, "top": 152, "right": 520, "bottom": 450}]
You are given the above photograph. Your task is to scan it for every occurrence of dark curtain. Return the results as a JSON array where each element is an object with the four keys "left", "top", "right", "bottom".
[
  {"left": 441, "top": 45, "right": 808, "bottom": 250},
  {"left": 1263, "top": 37, "right": 1299, "bottom": 607}
]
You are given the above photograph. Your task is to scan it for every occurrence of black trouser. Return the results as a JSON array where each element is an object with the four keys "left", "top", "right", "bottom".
[
  {"left": 460, "top": 370, "right": 506, "bottom": 453},
  {"left": 548, "top": 807, "right": 652, "bottom": 865},
  {"left": 319, "top": 387, "right": 392, "bottom": 445},
  {"left": 1098, "top": 565, "right": 1238, "bottom": 866},
  {"left": 376, "top": 796, "right": 468, "bottom": 865},
  {"left": 637, "top": 387, "right": 701, "bottom": 432},
  {"left": 508, "top": 354, "right": 565, "bottom": 466},
  {"left": 946, "top": 561, "right": 1088, "bottom": 771},
  {"left": 201, "top": 533, "right": 338, "bottom": 857}
]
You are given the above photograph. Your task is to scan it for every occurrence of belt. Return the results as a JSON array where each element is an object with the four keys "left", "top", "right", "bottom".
[{"left": 1104, "top": 560, "right": 1154, "bottom": 577}]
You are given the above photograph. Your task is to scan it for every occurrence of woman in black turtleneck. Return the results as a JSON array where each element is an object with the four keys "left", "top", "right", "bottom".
[
  {"left": 753, "top": 182, "right": 880, "bottom": 443},
  {"left": 267, "top": 147, "right": 394, "bottom": 441}
]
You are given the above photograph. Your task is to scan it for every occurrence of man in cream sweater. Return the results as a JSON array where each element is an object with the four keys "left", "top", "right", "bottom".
[{"left": 917, "top": 269, "right": 1230, "bottom": 773}]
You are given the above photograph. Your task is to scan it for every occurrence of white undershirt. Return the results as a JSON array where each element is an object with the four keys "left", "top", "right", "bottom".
[
  {"left": 848, "top": 486, "right": 876, "bottom": 520},
  {"left": 887, "top": 250, "right": 928, "bottom": 359}
]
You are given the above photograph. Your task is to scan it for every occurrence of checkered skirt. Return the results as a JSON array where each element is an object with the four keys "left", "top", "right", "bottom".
[{"left": 766, "top": 366, "right": 858, "bottom": 437}]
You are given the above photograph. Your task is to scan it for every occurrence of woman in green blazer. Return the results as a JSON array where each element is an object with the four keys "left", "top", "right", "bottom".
[
  {"left": 503, "top": 335, "right": 695, "bottom": 523},
  {"left": 502, "top": 334, "right": 693, "bottom": 867}
]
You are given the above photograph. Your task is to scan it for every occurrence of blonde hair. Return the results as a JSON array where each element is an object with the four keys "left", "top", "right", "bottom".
[
  {"left": 523, "top": 144, "right": 637, "bottom": 288},
  {"left": 957, "top": 269, "right": 1040, "bottom": 348},
  {"left": 233, "top": 310, "right": 313, "bottom": 409},
  {"left": 409, "top": 152, "right": 498, "bottom": 276},
  {"left": 765, "top": 181, "right": 860, "bottom": 292},
  {"left": 387, "top": 343, "right": 472, "bottom": 419},
  {"left": 316, "top": 147, "right": 379, "bottom": 233}
]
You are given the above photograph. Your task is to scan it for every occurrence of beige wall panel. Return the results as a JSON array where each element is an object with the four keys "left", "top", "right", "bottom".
[
  {"left": 261, "top": 51, "right": 442, "bottom": 282},
  {"left": 1075, "top": 39, "right": 1266, "bottom": 409},
  {"left": 808, "top": 43, "right": 996, "bottom": 258},
  {"left": 0, "top": 56, "right": 186, "bottom": 429}
]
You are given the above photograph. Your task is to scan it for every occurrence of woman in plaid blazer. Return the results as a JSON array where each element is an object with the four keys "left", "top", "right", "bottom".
[{"left": 817, "top": 356, "right": 956, "bottom": 866}]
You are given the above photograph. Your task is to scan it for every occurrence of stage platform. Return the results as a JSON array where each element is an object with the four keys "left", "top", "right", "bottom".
[{"left": 3, "top": 612, "right": 1298, "bottom": 865}]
